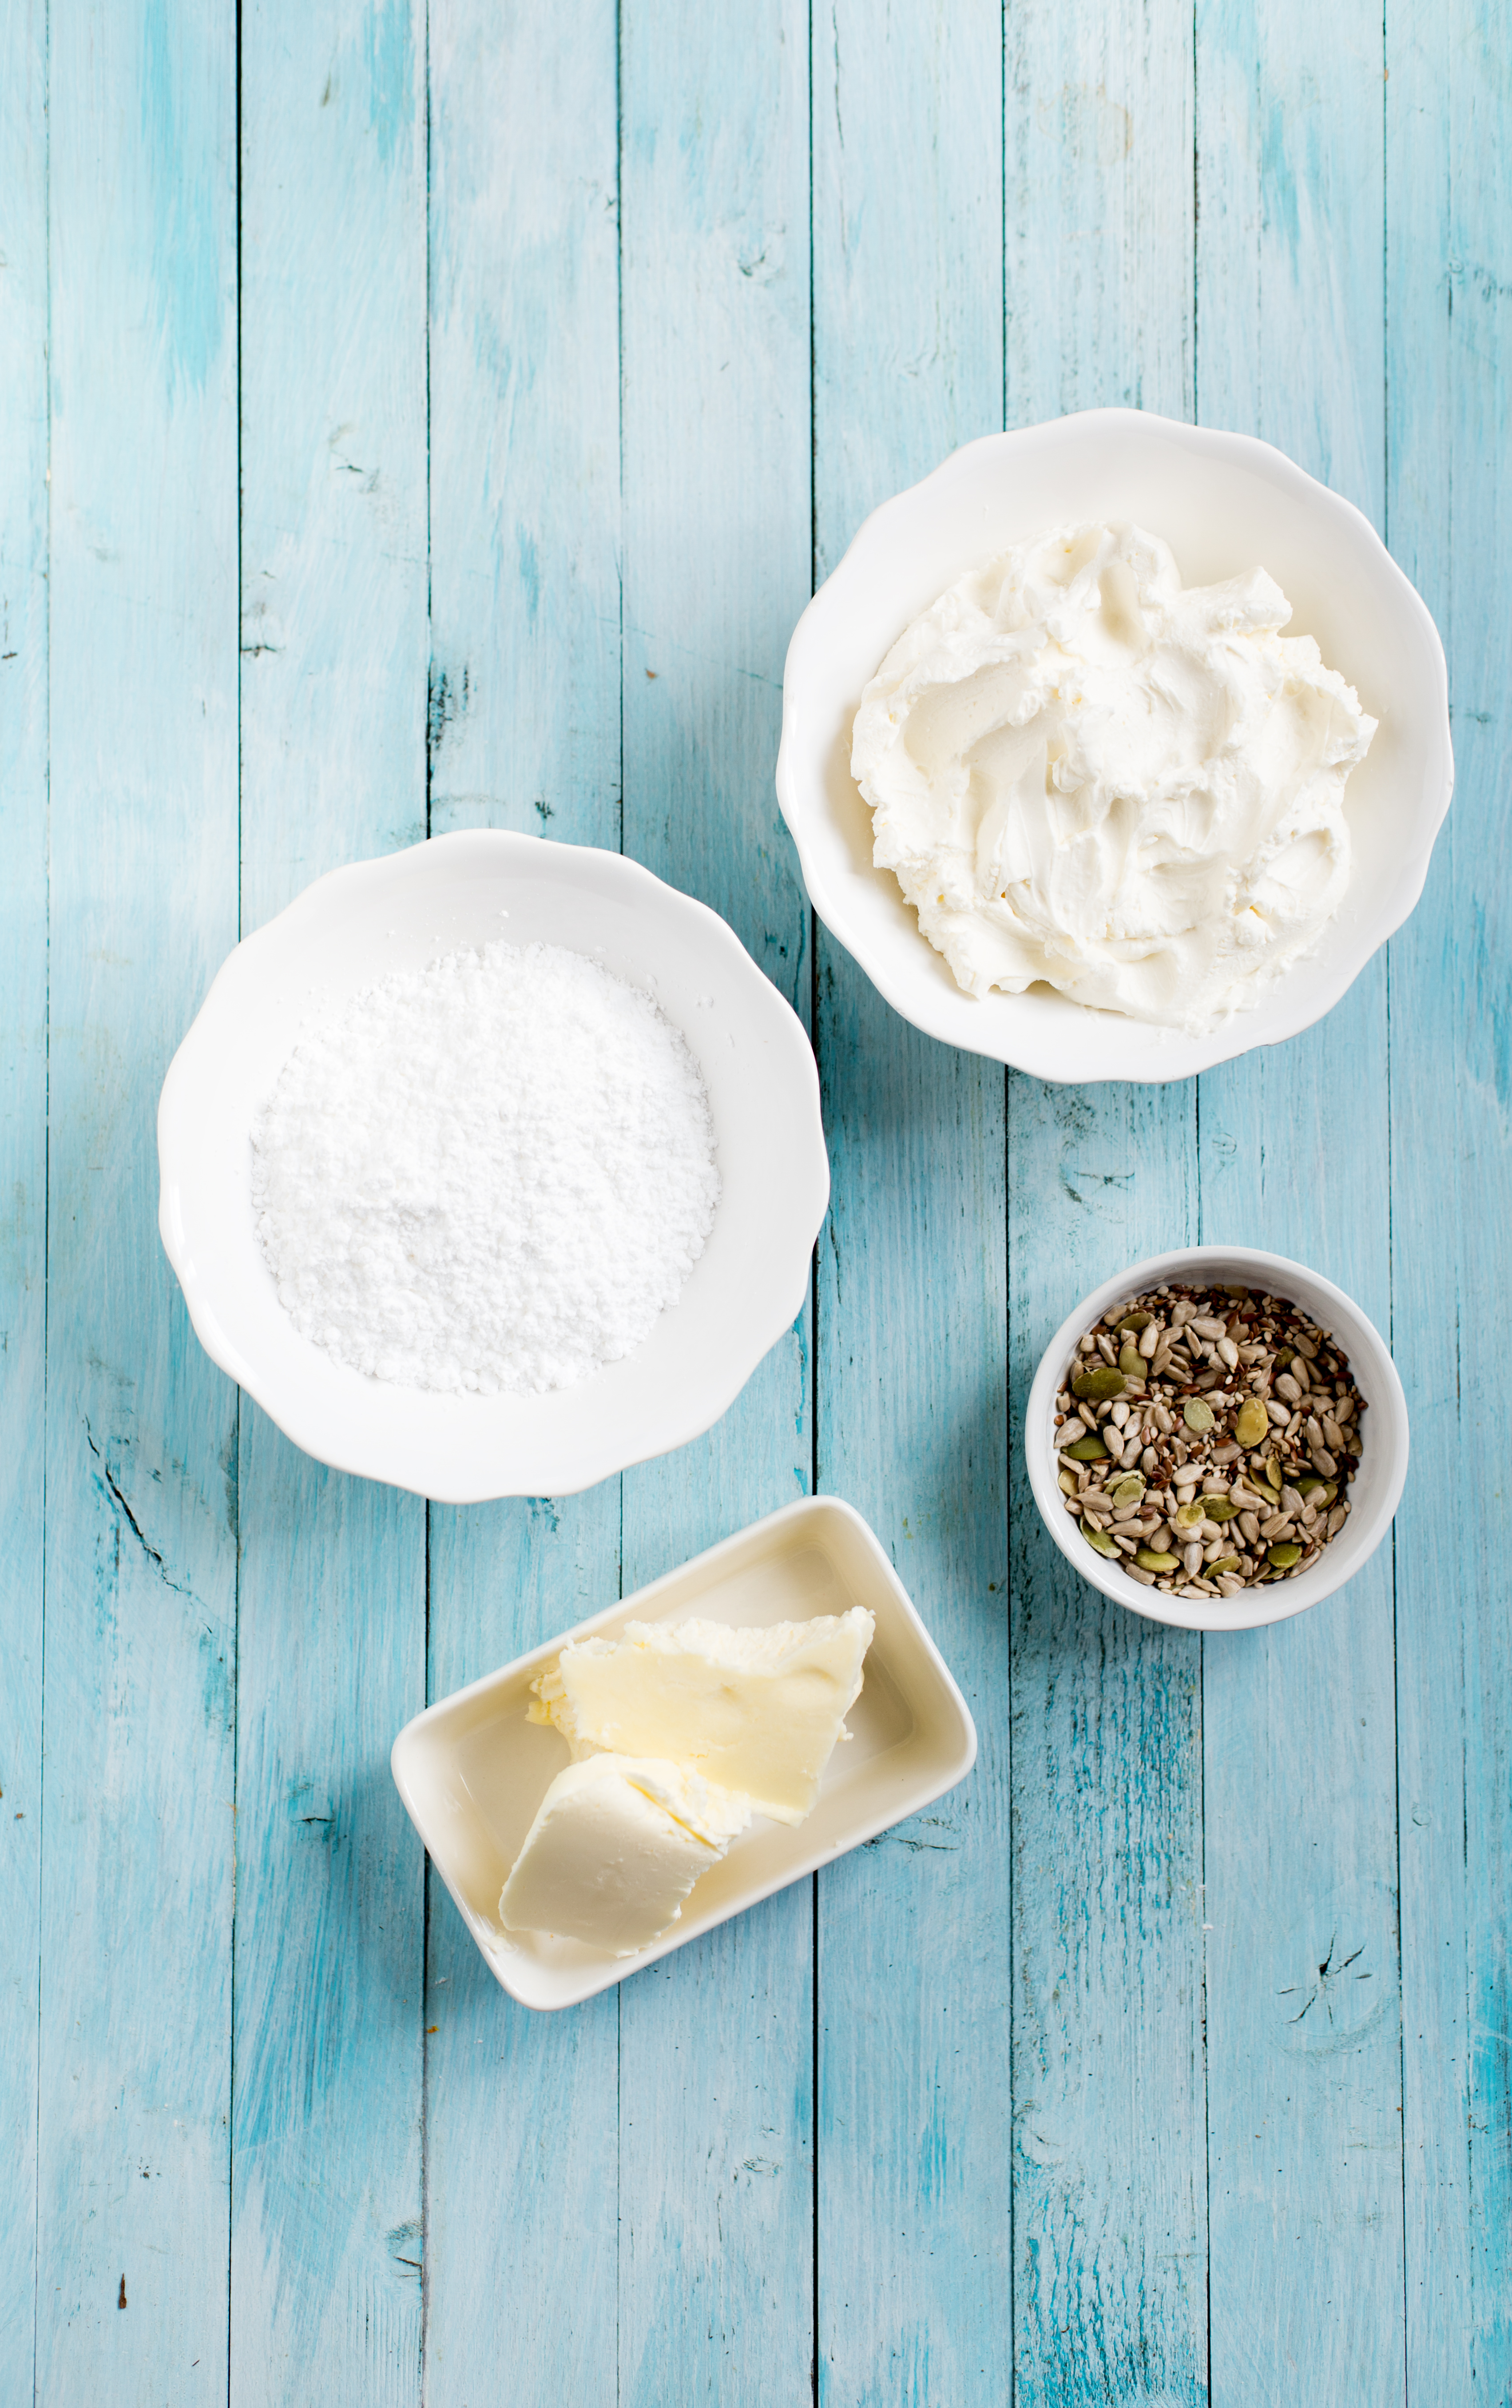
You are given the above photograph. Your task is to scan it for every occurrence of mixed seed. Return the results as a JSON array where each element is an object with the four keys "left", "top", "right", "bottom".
[{"left": 1053, "top": 1282, "right": 1366, "bottom": 1600}]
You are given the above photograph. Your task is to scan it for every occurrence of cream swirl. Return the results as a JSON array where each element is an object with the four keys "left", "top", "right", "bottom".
[{"left": 851, "top": 521, "right": 1377, "bottom": 1032}]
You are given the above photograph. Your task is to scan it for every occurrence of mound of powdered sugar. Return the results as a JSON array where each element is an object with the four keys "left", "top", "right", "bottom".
[{"left": 250, "top": 940, "right": 720, "bottom": 1395}]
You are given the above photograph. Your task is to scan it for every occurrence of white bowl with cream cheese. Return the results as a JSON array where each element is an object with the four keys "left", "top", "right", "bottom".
[
  {"left": 158, "top": 830, "right": 829, "bottom": 1501},
  {"left": 777, "top": 411, "right": 1452, "bottom": 1081},
  {"left": 1024, "top": 1245, "right": 1409, "bottom": 1633}
]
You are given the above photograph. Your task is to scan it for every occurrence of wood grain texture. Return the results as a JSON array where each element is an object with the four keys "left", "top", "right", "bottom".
[
  {"left": 617, "top": 0, "right": 817, "bottom": 2394},
  {"left": 1004, "top": 10, "right": 1206, "bottom": 2400},
  {"left": 811, "top": 4, "right": 1012, "bottom": 2399},
  {"left": 1387, "top": 6, "right": 1512, "bottom": 2400},
  {"left": 424, "top": 1500, "right": 621, "bottom": 2408},
  {"left": 35, "top": 0, "right": 240, "bottom": 2396},
  {"left": 233, "top": 5, "right": 428, "bottom": 2400},
  {"left": 1195, "top": 5, "right": 1405, "bottom": 2398},
  {"left": 427, "top": 0, "right": 621, "bottom": 843},
  {"left": 0, "top": 3, "right": 48, "bottom": 2393},
  {"left": 1008, "top": 1088, "right": 1204, "bottom": 2408},
  {"left": 421, "top": 6, "right": 623, "bottom": 2399},
  {"left": 8, "top": 0, "right": 1509, "bottom": 2394},
  {"left": 238, "top": 0, "right": 430, "bottom": 922},
  {"left": 1006, "top": 0, "right": 1194, "bottom": 424}
]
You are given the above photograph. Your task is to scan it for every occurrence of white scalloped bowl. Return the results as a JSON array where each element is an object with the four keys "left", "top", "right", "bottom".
[
  {"left": 1024, "top": 1245, "right": 1409, "bottom": 1633},
  {"left": 158, "top": 832, "right": 829, "bottom": 1502},
  {"left": 776, "top": 409, "right": 1452, "bottom": 1083}
]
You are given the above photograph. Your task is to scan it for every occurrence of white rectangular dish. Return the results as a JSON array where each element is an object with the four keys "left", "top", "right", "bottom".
[{"left": 391, "top": 1495, "right": 978, "bottom": 2010}]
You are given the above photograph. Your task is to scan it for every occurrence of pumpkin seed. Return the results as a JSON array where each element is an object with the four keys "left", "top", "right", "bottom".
[
  {"left": 1058, "top": 1469, "right": 1079, "bottom": 1496},
  {"left": 1116, "top": 1311, "right": 1154, "bottom": 1333},
  {"left": 1110, "top": 1473, "right": 1146, "bottom": 1506},
  {"left": 1072, "top": 1365, "right": 1126, "bottom": 1403},
  {"left": 1267, "top": 1541, "right": 1303, "bottom": 1569},
  {"left": 1182, "top": 1397, "right": 1215, "bottom": 1434},
  {"left": 1234, "top": 1397, "right": 1269, "bottom": 1448},
  {"left": 1204, "top": 1494, "right": 1240, "bottom": 1523},
  {"left": 1064, "top": 1436, "right": 1108, "bottom": 1461},
  {"left": 1082, "top": 1524, "right": 1119, "bottom": 1558},
  {"left": 1174, "top": 1499, "right": 1207, "bottom": 1532},
  {"left": 1118, "top": 1342, "right": 1145, "bottom": 1375},
  {"left": 1210, "top": 1554, "right": 1242, "bottom": 1577},
  {"left": 1136, "top": 1548, "right": 1181, "bottom": 1573}
]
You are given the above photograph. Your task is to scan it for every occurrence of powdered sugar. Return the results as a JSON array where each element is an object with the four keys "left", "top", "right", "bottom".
[{"left": 250, "top": 940, "right": 720, "bottom": 1395}]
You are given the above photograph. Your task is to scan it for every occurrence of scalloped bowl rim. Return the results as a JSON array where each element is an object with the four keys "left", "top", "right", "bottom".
[
  {"left": 157, "top": 832, "right": 830, "bottom": 1502},
  {"left": 776, "top": 409, "right": 1452, "bottom": 1083}
]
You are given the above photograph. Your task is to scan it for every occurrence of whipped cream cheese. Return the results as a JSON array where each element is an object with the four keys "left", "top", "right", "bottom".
[
  {"left": 499, "top": 1755, "right": 751, "bottom": 1955},
  {"left": 530, "top": 1609, "right": 875, "bottom": 1828},
  {"left": 851, "top": 521, "right": 1377, "bottom": 1032}
]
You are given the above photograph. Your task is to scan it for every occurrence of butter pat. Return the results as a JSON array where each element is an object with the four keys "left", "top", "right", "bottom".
[
  {"left": 531, "top": 1609, "right": 875, "bottom": 1826},
  {"left": 499, "top": 1755, "right": 751, "bottom": 1955}
]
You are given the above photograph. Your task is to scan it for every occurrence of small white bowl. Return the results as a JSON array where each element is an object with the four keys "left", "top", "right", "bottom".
[
  {"left": 390, "top": 1496, "right": 978, "bottom": 2010},
  {"left": 776, "top": 409, "right": 1452, "bottom": 1083},
  {"left": 1024, "top": 1246, "right": 1409, "bottom": 1633},
  {"left": 158, "top": 831, "right": 829, "bottom": 1502}
]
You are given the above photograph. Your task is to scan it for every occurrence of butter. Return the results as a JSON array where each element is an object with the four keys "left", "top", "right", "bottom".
[
  {"left": 499, "top": 1755, "right": 751, "bottom": 1955},
  {"left": 530, "top": 1609, "right": 875, "bottom": 1826}
]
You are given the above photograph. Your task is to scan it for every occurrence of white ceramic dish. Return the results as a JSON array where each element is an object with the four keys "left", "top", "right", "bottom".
[
  {"left": 390, "top": 1495, "right": 978, "bottom": 2010},
  {"left": 1024, "top": 1245, "right": 1409, "bottom": 1633},
  {"left": 776, "top": 408, "right": 1452, "bottom": 1083},
  {"left": 158, "top": 831, "right": 829, "bottom": 1502}
]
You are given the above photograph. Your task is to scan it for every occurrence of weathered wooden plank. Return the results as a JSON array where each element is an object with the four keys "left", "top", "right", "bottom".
[
  {"left": 617, "top": 0, "right": 816, "bottom": 2394},
  {"left": 1007, "top": 0, "right": 1194, "bottom": 424},
  {"left": 422, "top": 2, "right": 623, "bottom": 2396},
  {"left": 810, "top": 4, "right": 1013, "bottom": 2399},
  {"left": 233, "top": 5, "right": 428, "bottom": 2400},
  {"left": 427, "top": 0, "right": 621, "bottom": 844},
  {"left": 35, "top": 0, "right": 240, "bottom": 2395},
  {"left": 1386, "top": 8, "right": 1512, "bottom": 2398},
  {"left": 1195, "top": 4, "right": 1406, "bottom": 2395},
  {"left": 1007, "top": 1089, "right": 1204, "bottom": 2408},
  {"left": 423, "top": 1502, "right": 621, "bottom": 2405},
  {"left": 0, "top": 2, "right": 48, "bottom": 2392},
  {"left": 1003, "top": 7, "right": 1207, "bottom": 2400}
]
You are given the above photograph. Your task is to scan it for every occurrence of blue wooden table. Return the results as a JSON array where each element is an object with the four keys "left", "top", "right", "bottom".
[{"left": 3, "top": 2, "right": 1507, "bottom": 2400}]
